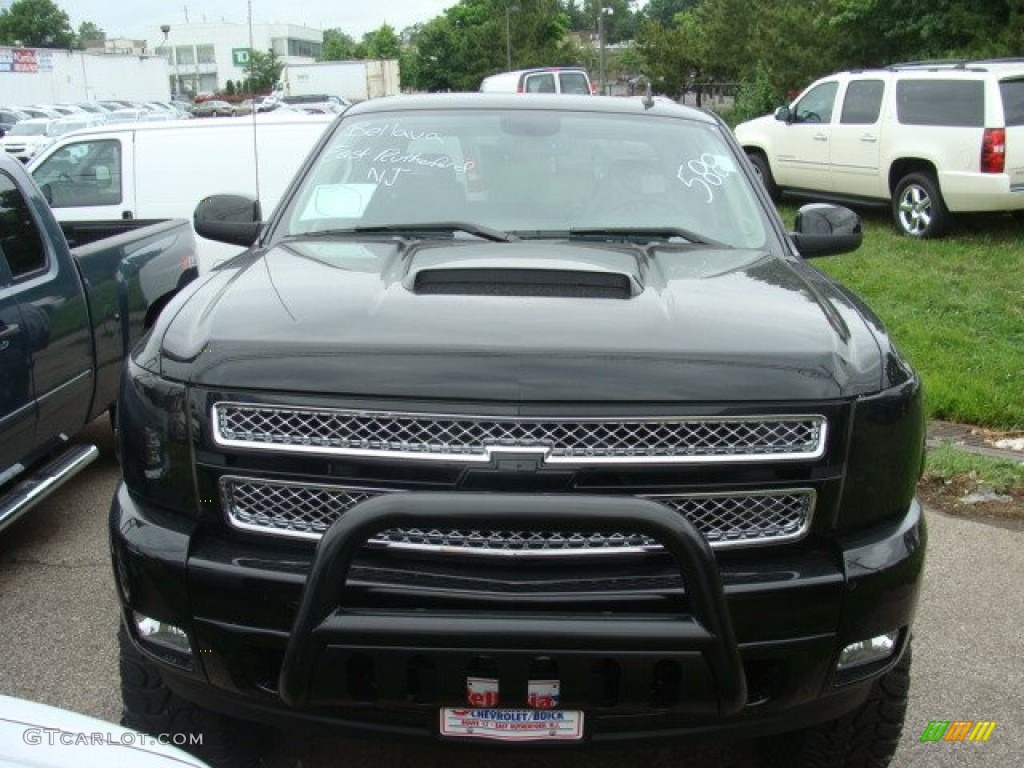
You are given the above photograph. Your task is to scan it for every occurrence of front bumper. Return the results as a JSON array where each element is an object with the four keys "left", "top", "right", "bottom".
[{"left": 110, "top": 484, "right": 925, "bottom": 743}]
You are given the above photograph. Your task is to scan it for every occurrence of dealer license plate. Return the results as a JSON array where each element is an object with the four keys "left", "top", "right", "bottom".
[{"left": 440, "top": 708, "right": 584, "bottom": 741}]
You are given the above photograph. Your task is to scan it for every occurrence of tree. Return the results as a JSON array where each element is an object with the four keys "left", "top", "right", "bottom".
[
  {"left": 321, "top": 28, "right": 359, "bottom": 61},
  {"left": 640, "top": 0, "right": 699, "bottom": 25},
  {"left": 244, "top": 49, "right": 283, "bottom": 92},
  {"left": 75, "top": 20, "right": 104, "bottom": 49},
  {"left": 362, "top": 23, "right": 401, "bottom": 59},
  {"left": 0, "top": 0, "right": 74, "bottom": 48}
]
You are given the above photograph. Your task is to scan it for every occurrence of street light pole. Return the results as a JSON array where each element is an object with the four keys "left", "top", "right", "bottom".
[
  {"left": 505, "top": 4, "right": 519, "bottom": 71},
  {"left": 598, "top": 6, "right": 614, "bottom": 96}
]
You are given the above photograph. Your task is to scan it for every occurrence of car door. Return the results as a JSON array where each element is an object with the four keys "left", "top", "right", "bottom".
[
  {"left": 772, "top": 80, "right": 840, "bottom": 192},
  {"left": 0, "top": 169, "right": 92, "bottom": 454},
  {"left": 0, "top": 278, "right": 35, "bottom": 479},
  {"left": 31, "top": 134, "right": 136, "bottom": 223},
  {"left": 829, "top": 78, "right": 886, "bottom": 198}
]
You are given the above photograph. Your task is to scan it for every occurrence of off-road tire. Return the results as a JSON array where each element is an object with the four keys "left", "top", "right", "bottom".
[
  {"left": 119, "top": 626, "right": 267, "bottom": 768},
  {"left": 893, "top": 173, "right": 949, "bottom": 238},
  {"left": 747, "top": 151, "right": 781, "bottom": 202},
  {"left": 765, "top": 644, "right": 912, "bottom": 768}
]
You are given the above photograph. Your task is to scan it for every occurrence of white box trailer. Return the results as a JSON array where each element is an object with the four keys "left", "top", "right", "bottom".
[{"left": 280, "top": 60, "right": 400, "bottom": 102}]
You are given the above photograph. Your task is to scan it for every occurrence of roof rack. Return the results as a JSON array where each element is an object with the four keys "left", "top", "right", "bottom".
[
  {"left": 887, "top": 59, "right": 970, "bottom": 71},
  {"left": 887, "top": 57, "right": 1024, "bottom": 71}
]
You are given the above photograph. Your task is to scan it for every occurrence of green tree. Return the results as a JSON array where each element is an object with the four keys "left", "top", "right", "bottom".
[
  {"left": 244, "top": 49, "right": 283, "bottom": 92},
  {"left": 225, "top": 79, "right": 236, "bottom": 95},
  {"left": 640, "top": 0, "right": 699, "bottom": 25},
  {"left": 321, "top": 28, "right": 359, "bottom": 60},
  {"left": 0, "top": 0, "right": 74, "bottom": 48},
  {"left": 410, "top": 0, "right": 576, "bottom": 92},
  {"left": 363, "top": 23, "right": 401, "bottom": 59},
  {"left": 75, "top": 20, "right": 104, "bottom": 49}
]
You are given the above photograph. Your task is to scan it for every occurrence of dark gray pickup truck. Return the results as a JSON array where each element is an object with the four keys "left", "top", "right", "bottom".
[
  {"left": 0, "top": 152, "right": 197, "bottom": 532},
  {"left": 112, "top": 94, "right": 925, "bottom": 768}
]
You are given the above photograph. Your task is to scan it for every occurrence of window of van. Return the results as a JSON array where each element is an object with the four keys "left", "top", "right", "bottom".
[
  {"left": 896, "top": 80, "right": 984, "bottom": 127},
  {"left": 524, "top": 73, "right": 556, "bottom": 93},
  {"left": 559, "top": 71, "right": 590, "bottom": 95},
  {"left": 840, "top": 80, "right": 884, "bottom": 124},
  {"left": 999, "top": 79, "right": 1024, "bottom": 126},
  {"left": 32, "top": 139, "right": 122, "bottom": 208}
]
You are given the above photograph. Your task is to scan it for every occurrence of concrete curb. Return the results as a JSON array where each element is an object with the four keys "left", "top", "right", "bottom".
[{"left": 927, "top": 420, "right": 1024, "bottom": 462}]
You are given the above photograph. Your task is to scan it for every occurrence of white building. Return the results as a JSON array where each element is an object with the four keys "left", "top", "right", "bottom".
[
  {"left": 147, "top": 22, "right": 322, "bottom": 97},
  {"left": 0, "top": 46, "right": 169, "bottom": 103}
]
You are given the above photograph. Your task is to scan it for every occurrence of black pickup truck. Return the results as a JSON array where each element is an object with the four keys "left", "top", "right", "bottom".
[
  {"left": 0, "top": 153, "right": 197, "bottom": 532},
  {"left": 111, "top": 94, "right": 925, "bottom": 768}
]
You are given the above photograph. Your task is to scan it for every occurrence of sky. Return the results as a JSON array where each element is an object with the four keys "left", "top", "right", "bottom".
[{"left": 61, "top": 1, "right": 459, "bottom": 41}]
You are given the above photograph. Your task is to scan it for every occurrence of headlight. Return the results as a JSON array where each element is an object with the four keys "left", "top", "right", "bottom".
[
  {"left": 836, "top": 375, "right": 924, "bottom": 530},
  {"left": 118, "top": 358, "right": 197, "bottom": 516}
]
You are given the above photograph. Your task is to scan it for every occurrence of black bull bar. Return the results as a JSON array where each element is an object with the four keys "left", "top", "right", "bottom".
[{"left": 278, "top": 493, "right": 748, "bottom": 716}]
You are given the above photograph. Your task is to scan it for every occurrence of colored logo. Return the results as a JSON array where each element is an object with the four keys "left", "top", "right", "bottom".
[{"left": 920, "top": 721, "right": 997, "bottom": 743}]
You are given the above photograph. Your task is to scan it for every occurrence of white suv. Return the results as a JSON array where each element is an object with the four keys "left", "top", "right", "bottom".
[{"left": 735, "top": 60, "right": 1024, "bottom": 237}]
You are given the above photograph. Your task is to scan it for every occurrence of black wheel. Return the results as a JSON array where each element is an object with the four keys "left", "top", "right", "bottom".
[
  {"left": 893, "top": 173, "right": 949, "bottom": 238},
  {"left": 747, "top": 152, "right": 781, "bottom": 202},
  {"left": 764, "top": 644, "right": 912, "bottom": 768},
  {"left": 119, "top": 626, "right": 268, "bottom": 768}
]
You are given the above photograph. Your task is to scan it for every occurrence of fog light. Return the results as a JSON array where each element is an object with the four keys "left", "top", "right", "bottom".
[
  {"left": 134, "top": 611, "right": 192, "bottom": 657},
  {"left": 837, "top": 630, "right": 899, "bottom": 671}
]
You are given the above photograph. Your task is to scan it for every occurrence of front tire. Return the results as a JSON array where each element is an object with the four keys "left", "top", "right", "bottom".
[
  {"left": 893, "top": 173, "right": 949, "bottom": 238},
  {"left": 119, "top": 626, "right": 267, "bottom": 768},
  {"left": 765, "top": 643, "right": 912, "bottom": 768},
  {"left": 747, "top": 151, "right": 781, "bottom": 202}
]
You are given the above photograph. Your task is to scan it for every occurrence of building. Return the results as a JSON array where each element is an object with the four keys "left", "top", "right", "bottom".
[
  {"left": 148, "top": 22, "right": 323, "bottom": 97},
  {"left": 0, "top": 46, "right": 169, "bottom": 103}
]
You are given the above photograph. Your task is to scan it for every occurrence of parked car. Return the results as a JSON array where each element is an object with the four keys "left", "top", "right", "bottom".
[
  {"left": 480, "top": 67, "right": 594, "bottom": 94},
  {"left": 735, "top": 59, "right": 1024, "bottom": 237},
  {"left": 29, "top": 112, "right": 334, "bottom": 271},
  {"left": 0, "top": 118, "right": 55, "bottom": 162},
  {"left": 0, "top": 694, "right": 212, "bottom": 768},
  {"left": 112, "top": 93, "right": 923, "bottom": 768},
  {"left": 0, "top": 152, "right": 197, "bottom": 534},
  {"left": 231, "top": 98, "right": 256, "bottom": 116},
  {"left": 0, "top": 107, "right": 29, "bottom": 138},
  {"left": 192, "top": 99, "right": 234, "bottom": 118}
]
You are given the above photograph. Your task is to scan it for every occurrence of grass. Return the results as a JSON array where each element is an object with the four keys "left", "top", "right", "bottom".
[
  {"left": 924, "top": 444, "right": 1024, "bottom": 492},
  {"left": 780, "top": 204, "right": 1024, "bottom": 430}
]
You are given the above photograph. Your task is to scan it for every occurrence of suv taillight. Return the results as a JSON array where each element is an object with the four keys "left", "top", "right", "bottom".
[{"left": 981, "top": 128, "right": 1006, "bottom": 173}]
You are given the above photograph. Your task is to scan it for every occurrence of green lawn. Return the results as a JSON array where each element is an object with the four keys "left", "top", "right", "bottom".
[{"left": 780, "top": 205, "right": 1023, "bottom": 430}]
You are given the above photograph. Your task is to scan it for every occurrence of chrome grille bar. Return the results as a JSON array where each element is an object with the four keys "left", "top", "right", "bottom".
[
  {"left": 212, "top": 404, "right": 827, "bottom": 464},
  {"left": 220, "top": 476, "right": 815, "bottom": 554}
]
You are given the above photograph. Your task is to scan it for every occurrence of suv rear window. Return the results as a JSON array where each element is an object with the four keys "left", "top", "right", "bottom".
[
  {"left": 896, "top": 80, "right": 984, "bottom": 127},
  {"left": 559, "top": 71, "right": 590, "bottom": 95},
  {"left": 999, "top": 79, "right": 1024, "bottom": 126}
]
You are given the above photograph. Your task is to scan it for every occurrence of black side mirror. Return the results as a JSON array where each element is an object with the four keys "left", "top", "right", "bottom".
[
  {"left": 790, "top": 203, "right": 862, "bottom": 258},
  {"left": 773, "top": 106, "right": 792, "bottom": 123},
  {"left": 194, "top": 194, "right": 263, "bottom": 247}
]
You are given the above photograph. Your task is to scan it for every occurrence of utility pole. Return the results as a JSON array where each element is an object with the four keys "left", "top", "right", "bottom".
[{"left": 505, "top": 4, "right": 519, "bottom": 71}]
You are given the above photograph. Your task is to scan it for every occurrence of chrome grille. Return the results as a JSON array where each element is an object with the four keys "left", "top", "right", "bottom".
[
  {"left": 220, "top": 477, "right": 815, "bottom": 553},
  {"left": 213, "top": 404, "right": 827, "bottom": 464}
]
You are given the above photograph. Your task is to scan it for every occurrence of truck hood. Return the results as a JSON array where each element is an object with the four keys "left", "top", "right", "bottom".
[{"left": 157, "top": 239, "right": 884, "bottom": 402}]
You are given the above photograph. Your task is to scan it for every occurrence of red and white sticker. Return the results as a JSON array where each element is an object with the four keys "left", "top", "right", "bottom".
[
  {"left": 527, "top": 679, "right": 560, "bottom": 709},
  {"left": 440, "top": 708, "right": 584, "bottom": 741},
  {"left": 466, "top": 677, "right": 499, "bottom": 708}
]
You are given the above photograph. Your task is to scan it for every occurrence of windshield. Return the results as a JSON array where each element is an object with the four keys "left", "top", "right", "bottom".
[{"left": 278, "top": 107, "right": 773, "bottom": 249}]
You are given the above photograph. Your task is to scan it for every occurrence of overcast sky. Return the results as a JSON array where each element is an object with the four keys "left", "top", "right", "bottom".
[{"left": 62, "top": 1, "right": 458, "bottom": 41}]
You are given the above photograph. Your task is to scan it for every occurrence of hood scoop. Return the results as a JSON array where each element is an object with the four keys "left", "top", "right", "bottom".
[{"left": 406, "top": 243, "right": 643, "bottom": 299}]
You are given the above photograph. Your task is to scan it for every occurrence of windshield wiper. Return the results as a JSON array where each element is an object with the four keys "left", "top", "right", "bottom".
[
  {"left": 354, "top": 222, "right": 517, "bottom": 242},
  {"left": 568, "top": 227, "right": 725, "bottom": 247}
]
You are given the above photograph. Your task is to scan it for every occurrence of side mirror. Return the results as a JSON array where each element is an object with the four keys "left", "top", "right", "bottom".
[
  {"left": 790, "top": 203, "right": 862, "bottom": 258},
  {"left": 194, "top": 194, "right": 263, "bottom": 247},
  {"left": 773, "top": 106, "right": 792, "bottom": 123}
]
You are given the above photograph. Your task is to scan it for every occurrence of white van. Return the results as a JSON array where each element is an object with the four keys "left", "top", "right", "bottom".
[
  {"left": 480, "top": 67, "right": 594, "bottom": 95},
  {"left": 28, "top": 113, "right": 333, "bottom": 270}
]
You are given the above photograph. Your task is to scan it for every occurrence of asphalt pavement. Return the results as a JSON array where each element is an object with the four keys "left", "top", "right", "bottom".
[{"left": 0, "top": 418, "right": 1020, "bottom": 767}]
